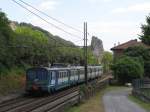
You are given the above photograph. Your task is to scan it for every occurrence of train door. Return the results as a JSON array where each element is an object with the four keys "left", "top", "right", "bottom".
[{"left": 51, "top": 71, "right": 56, "bottom": 86}]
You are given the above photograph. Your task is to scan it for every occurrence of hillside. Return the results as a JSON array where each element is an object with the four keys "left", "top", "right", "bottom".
[
  {"left": 11, "top": 22, "right": 83, "bottom": 66},
  {"left": 10, "top": 21, "right": 75, "bottom": 47}
]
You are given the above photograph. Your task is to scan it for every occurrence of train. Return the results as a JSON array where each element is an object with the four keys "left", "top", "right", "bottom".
[{"left": 25, "top": 66, "right": 103, "bottom": 93}]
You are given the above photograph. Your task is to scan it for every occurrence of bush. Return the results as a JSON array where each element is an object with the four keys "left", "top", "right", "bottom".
[
  {"left": 112, "top": 56, "right": 144, "bottom": 85},
  {"left": 0, "top": 67, "right": 25, "bottom": 95}
]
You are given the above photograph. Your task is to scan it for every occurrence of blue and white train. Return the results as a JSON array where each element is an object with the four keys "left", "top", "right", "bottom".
[{"left": 26, "top": 66, "right": 103, "bottom": 93}]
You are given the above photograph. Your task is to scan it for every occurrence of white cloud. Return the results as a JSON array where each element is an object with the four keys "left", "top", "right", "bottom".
[
  {"left": 87, "top": 0, "right": 112, "bottom": 3},
  {"left": 112, "top": 2, "right": 150, "bottom": 13},
  {"left": 38, "top": 0, "right": 59, "bottom": 11},
  {"left": 103, "top": 0, "right": 112, "bottom": 2},
  {"left": 24, "top": 0, "right": 59, "bottom": 15},
  {"left": 88, "top": 0, "right": 99, "bottom": 3}
]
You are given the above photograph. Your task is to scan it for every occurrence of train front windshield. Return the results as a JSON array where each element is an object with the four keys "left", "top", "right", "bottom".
[{"left": 27, "top": 68, "right": 48, "bottom": 81}]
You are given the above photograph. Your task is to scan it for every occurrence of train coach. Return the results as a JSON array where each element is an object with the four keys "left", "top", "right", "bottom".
[{"left": 25, "top": 66, "right": 103, "bottom": 93}]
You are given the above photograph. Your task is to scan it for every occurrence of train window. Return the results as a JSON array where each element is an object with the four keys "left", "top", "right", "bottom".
[
  {"left": 64, "top": 72, "right": 65, "bottom": 77},
  {"left": 63, "top": 72, "right": 65, "bottom": 77},
  {"left": 71, "top": 71, "right": 73, "bottom": 76},
  {"left": 60, "top": 72, "right": 62, "bottom": 78},
  {"left": 36, "top": 69, "right": 47, "bottom": 80},
  {"left": 59, "top": 72, "right": 61, "bottom": 78},
  {"left": 27, "top": 70, "right": 36, "bottom": 80}
]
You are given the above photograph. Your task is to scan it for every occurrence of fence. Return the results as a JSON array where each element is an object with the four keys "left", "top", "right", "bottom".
[{"left": 132, "top": 79, "right": 150, "bottom": 102}]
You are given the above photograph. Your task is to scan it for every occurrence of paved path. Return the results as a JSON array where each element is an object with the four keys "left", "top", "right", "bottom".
[{"left": 103, "top": 88, "right": 147, "bottom": 112}]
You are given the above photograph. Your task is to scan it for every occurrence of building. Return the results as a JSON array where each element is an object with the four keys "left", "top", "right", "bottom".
[{"left": 111, "top": 39, "right": 146, "bottom": 59}]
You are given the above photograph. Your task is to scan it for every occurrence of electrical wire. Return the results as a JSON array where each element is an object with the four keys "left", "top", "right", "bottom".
[
  {"left": 18, "top": 0, "right": 83, "bottom": 34},
  {"left": 11, "top": 0, "right": 77, "bottom": 48},
  {"left": 11, "top": 0, "right": 82, "bottom": 40},
  {"left": 16, "top": 0, "right": 92, "bottom": 38}
]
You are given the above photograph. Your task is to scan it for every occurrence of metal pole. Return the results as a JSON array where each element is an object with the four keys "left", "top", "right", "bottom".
[{"left": 84, "top": 22, "right": 88, "bottom": 85}]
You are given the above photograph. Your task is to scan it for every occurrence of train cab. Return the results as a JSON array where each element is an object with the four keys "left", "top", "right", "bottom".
[{"left": 26, "top": 67, "right": 49, "bottom": 92}]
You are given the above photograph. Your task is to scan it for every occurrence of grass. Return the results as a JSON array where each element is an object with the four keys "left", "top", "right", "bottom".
[
  {"left": 0, "top": 67, "right": 25, "bottom": 96},
  {"left": 65, "top": 86, "right": 127, "bottom": 112},
  {"left": 128, "top": 95, "right": 150, "bottom": 112},
  {"left": 65, "top": 89, "right": 105, "bottom": 112}
]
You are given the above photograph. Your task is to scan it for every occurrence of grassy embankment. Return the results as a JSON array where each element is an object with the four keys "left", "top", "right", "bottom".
[
  {"left": 0, "top": 67, "right": 25, "bottom": 96},
  {"left": 129, "top": 95, "right": 150, "bottom": 112},
  {"left": 65, "top": 86, "right": 126, "bottom": 112}
]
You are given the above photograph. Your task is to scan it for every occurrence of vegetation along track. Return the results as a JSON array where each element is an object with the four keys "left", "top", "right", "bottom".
[{"left": 0, "top": 87, "right": 79, "bottom": 112}]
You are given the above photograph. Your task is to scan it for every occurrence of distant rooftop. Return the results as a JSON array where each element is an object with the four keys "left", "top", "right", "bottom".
[{"left": 111, "top": 39, "right": 146, "bottom": 50}]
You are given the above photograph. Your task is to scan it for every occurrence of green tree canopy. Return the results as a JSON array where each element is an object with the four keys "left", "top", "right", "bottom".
[
  {"left": 140, "top": 15, "right": 150, "bottom": 45},
  {"left": 124, "top": 46, "right": 150, "bottom": 77},
  {"left": 0, "top": 11, "right": 16, "bottom": 68},
  {"left": 112, "top": 56, "right": 144, "bottom": 84}
]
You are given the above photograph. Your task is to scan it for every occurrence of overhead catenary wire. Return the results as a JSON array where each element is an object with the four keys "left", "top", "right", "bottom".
[
  {"left": 15, "top": 0, "right": 92, "bottom": 38},
  {"left": 11, "top": 0, "right": 92, "bottom": 49},
  {"left": 11, "top": 1, "right": 78, "bottom": 48},
  {"left": 11, "top": 0, "right": 82, "bottom": 40},
  {"left": 17, "top": 0, "right": 83, "bottom": 34}
]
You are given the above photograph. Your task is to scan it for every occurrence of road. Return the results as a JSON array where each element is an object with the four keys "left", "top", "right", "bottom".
[{"left": 103, "top": 88, "right": 147, "bottom": 112}]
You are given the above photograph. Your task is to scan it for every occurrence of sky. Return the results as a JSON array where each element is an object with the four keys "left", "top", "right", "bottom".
[{"left": 0, "top": 0, "right": 150, "bottom": 51}]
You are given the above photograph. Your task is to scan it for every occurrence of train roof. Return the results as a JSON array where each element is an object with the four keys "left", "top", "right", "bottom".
[{"left": 27, "top": 65, "right": 102, "bottom": 71}]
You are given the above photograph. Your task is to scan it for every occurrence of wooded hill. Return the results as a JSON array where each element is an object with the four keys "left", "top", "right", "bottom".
[{"left": 0, "top": 11, "right": 97, "bottom": 71}]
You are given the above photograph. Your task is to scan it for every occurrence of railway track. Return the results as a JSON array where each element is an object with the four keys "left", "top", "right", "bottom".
[
  {"left": 0, "top": 87, "right": 79, "bottom": 112},
  {"left": 0, "top": 96, "right": 37, "bottom": 112},
  {"left": 0, "top": 75, "right": 111, "bottom": 112}
]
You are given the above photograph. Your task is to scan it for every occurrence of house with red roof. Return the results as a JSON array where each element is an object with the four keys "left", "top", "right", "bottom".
[{"left": 111, "top": 39, "right": 146, "bottom": 60}]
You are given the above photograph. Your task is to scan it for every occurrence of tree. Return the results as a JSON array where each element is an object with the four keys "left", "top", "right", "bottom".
[
  {"left": 0, "top": 10, "right": 99, "bottom": 72},
  {"left": 112, "top": 56, "right": 144, "bottom": 84},
  {"left": 124, "top": 46, "right": 150, "bottom": 77},
  {"left": 0, "top": 11, "right": 16, "bottom": 68},
  {"left": 0, "top": 11, "right": 12, "bottom": 39},
  {"left": 87, "top": 50, "right": 98, "bottom": 65},
  {"left": 101, "top": 51, "right": 113, "bottom": 73},
  {"left": 140, "top": 15, "right": 150, "bottom": 45}
]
